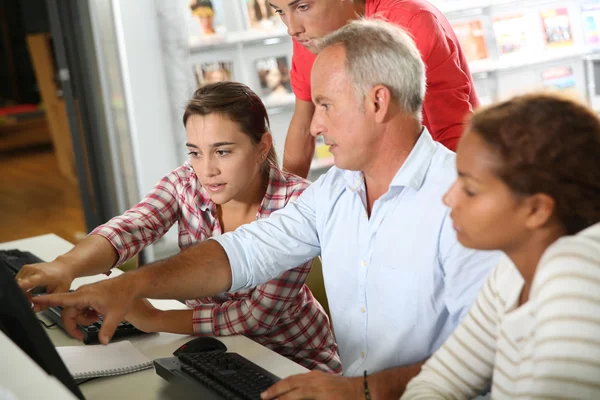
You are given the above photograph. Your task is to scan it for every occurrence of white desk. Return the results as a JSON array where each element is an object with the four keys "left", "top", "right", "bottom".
[{"left": 0, "top": 234, "right": 308, "bottom": 399}]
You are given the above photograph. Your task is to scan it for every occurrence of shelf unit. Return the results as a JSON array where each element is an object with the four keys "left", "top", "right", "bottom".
[{"left": 179, "top": 0, "right": 600, "bottom": 176}]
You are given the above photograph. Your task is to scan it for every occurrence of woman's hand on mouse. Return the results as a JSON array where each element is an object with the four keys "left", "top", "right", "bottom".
[{"left": 124, "top": 298, "right": 163, "bottom": 333}]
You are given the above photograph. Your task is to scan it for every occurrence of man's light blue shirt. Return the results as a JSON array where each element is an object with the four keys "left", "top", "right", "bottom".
[{"left": 214, "top": 130, "right": 500, "bottom": 376}]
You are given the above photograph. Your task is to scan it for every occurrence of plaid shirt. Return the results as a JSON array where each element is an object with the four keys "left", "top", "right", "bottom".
[{"left": 92, "top": 162, "right": 341, "bottom": 373}]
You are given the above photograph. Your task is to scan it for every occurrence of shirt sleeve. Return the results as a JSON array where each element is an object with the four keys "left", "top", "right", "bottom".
[
  {"left": 402, "top": 264, "right": 502, "bottom": 399},
  {"left": 526, "top": 239, "right": 600, "bottom": 398},
  {"left": 191, "top": 259, "right": 314, "bottom": 336},
  {"left": 91, "top": 172, "right": 181, "bottom": 266},
  {"left": 407, "top": 11, "right": 477, "bottom": 151},
  {"left": 212, "top": 179, "right": 321, "bottom": 292},
  {"left": 290, "top": 40, "right": 313, "bottom": 102}
]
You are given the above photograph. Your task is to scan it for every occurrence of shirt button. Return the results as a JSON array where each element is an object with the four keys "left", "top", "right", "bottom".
[
  {"left": 361, "top": 351, "right": 365, "bottom": 358},
  {"left": 361, "top": 260, "right": 367, "bottom": 267},
  {"left": 361, "top": 307, "right": 366, "bottom": 313}
]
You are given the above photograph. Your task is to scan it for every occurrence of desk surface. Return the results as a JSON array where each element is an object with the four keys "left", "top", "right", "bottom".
[{"left": 0, "top": 234, "right": 308, "bottom": 399}]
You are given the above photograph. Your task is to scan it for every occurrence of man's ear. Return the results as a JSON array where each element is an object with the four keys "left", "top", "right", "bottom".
[
  {"left": 366, "top": 85, "right": 391, "bottom": 123},
  {"left": 524, "top": 193, "right": 556, "bottom": 230}
]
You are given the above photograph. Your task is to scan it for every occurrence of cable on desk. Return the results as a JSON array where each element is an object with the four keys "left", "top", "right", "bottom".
[
  {"left": 76, "top": 378, "right": 98, "bottom": 386},
  {"left": 37, "top": 318, "right": 57, "bottom": 329}
]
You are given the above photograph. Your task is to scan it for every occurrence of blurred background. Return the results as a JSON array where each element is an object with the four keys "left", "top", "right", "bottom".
[{"left": 1, "top": 0, "right": 599, "bottom": 263}]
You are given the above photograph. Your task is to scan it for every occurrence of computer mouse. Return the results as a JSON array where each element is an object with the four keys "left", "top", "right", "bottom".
[{"left": 173, "top": 336, "right": 227, "bottom": 356}]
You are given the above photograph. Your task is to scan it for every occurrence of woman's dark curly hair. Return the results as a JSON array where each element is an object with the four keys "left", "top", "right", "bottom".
[{"left": 468, "top": 93, "right": 600, "bottom": 235}]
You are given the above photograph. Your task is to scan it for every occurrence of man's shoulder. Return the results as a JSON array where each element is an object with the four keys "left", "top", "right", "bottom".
[
  {"left": 421, "top": 144, "right": 458, "bottom": 191},
  {"left": 370, "top": 0, "right": 444, "bottom": 24},
  {"left": 291, "top": 40, "right": 316, "bottom": 71}
]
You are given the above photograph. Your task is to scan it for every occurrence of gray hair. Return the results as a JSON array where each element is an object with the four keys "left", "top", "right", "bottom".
[{"left": 316, "top": 18, "right": 426, "bottom": 120}]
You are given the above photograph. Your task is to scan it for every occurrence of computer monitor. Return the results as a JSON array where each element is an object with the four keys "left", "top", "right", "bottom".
[{"left": 0, "top": 265, "right": 84, "bottom": 399}]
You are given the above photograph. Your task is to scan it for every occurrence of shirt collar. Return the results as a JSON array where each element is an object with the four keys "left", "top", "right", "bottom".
[{"left": 341, "top": 128, "right": 438, "bottom": 192}]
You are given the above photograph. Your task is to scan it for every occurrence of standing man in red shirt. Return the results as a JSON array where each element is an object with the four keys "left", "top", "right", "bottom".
[{"left": 272, "top": 0, "right": 480, "bottom": 178}]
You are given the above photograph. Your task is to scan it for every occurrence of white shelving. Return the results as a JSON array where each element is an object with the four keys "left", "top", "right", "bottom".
[
  {"left": 189, "top": 28, "right": 289, "bottom": 52},
  {"left": 432, "top": 0, "right": 566, "bottom": 14},
  {"left": 469, "top": 46, "right": 599, "bottom": 74}
]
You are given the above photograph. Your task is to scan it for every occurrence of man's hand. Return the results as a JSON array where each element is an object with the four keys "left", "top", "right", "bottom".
[
  {"left": 261, "top": 371, "right": 363, "bottom": 400},
  {"left": 124, "top": 298, "right": 162, "bottom": 333},
  {"left": 16, "top": 260, "right": 74, "bottom": 309},
  {"left": 32, "top": 275, "right": 136, "bottom": 345}
]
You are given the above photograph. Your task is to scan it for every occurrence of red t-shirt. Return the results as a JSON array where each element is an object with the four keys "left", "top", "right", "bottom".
[{"left": 290, "top": 0, "right": 479, "bottom": 151}]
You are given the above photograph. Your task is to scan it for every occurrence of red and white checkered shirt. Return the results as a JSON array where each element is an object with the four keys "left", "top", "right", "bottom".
[{"left": 92, "top": 162, "right": 341, "bottom": 373}]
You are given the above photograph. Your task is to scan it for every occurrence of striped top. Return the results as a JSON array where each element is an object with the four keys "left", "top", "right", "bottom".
[{"left": 402, "top": 222, "right": 600, "bottom": 399}]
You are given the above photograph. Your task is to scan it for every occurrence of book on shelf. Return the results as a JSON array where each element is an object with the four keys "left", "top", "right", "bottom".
[
  {"left": 255, "top": 56, "right": 292, "bottom": 103},
  {"left": 581, "top": 3, "right": 600, "bottom": 46},
  {"left": 451, "top": 19, "right": 489, "bottom": 63},
  {"left": 493, "top": 13, "right": 529, "bottom": 57},
  {"left": 540, "top": 7, "right": 574, "bottom": 49},
  {"left": 541, "top": 66, "right": 579, "bottom": 99},
  {"left": 193, "top": 61, "right": 233, "bottom": 88},
  {"left": 245, "top": 0, "right": 282, "bottom": 31},
  {"left": 187, "top": 0, "right": 226, "bottom": 41}
]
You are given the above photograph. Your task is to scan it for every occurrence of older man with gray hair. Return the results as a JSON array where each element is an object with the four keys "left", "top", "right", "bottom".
[{"left": 34, "top": 19, "right": 499, "bottom": 399}]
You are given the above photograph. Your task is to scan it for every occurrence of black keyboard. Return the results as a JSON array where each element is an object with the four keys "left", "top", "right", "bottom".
[
  {"left": 0, "top": 249, "right": 147, "bottom": 345},
  {"left": 154, "top": 350, "right": 279, "bottom": 400}
]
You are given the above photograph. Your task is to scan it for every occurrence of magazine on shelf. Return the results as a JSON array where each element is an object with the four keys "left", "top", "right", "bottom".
[
  {"left": 541, "top": 66, "right": 578, "bottom": 99},
  {"left": 493, "top": 13, "right": 529, "bottom": 57},
  {"left": 540, "top": 7, "right": 574, "bottom": 49},
  {"left": 245, "top": 0, "right": 282, "bottom": 31},
  {"left": 255, "top": 56, "right": 292, "bottom": 102},
  {"left": 451, "top": 19, "right": 489, "bottom": 63},
  {"left": 581, "top": 3, "right": 600, "bottom": 46},
  {"left": 193, "top": 61, "right": 233, "bottom": 88},
  {"left": 187, "top": 0, "right": 226, "bottom": 41}
]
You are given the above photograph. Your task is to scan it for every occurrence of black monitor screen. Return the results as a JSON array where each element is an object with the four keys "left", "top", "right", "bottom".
[{"left": 0, "top": 266, "right": 84, "bottom": 399}]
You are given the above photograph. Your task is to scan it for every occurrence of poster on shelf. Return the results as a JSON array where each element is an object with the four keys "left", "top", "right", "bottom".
[
  {"left": 581, "top": 3, "right": 600, "bottom": 46},
  {"left": 245, "top": 0, "right": 282, "bottom": 31},
  {"left": 541, "top": 66, "right": 578, "bottom": 99},
  {"left": 255, "top": 56, "right": 292, "bottom": 102},
  {"left": 187, "top": 0, "right": 226, "bottom": 41},
  {"left": 451, "top": 19, "right": 489, "bottom": 63},
  {"left": 193, "top": 61, "right": 234, "bottom": 88},
  {"left": 493, "top": 13, "right": 529, "bottom": 56},
  {"left": 540, "top": 7, "right": 574, "bottom": 49}
]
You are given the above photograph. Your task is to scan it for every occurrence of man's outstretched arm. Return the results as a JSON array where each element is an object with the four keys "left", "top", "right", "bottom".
[
  {"left": 33, "top": 240, "right": 232, "bottom": 344},
  {"left": 33, "top": 183, "right": 322, "bottom": 344}
]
